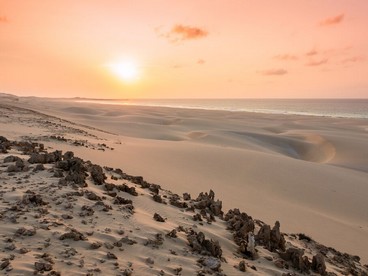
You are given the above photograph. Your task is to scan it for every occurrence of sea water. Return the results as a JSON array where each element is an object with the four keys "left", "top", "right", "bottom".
[{"left": 77, "top": 99, "right": 368, "bottom": 119}]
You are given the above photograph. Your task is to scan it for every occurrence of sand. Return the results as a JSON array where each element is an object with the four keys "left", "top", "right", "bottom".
[{"left": 0, "top": 93, "right": 367, "bottom": 275}]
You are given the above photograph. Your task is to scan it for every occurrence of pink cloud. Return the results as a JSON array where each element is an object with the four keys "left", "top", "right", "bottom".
[
  {"left": 274, "top": 54, "right": 298, "bottom": 61},
  {"left": 306, "top": 59, "right": 328, "bottom": 66},
  {"left": 319, "top": 14, "right": 344, "bottom": 26},
  {"left": 0, "top": 16, "right": 8, "bottom": 23},
  {"left": 306, "top": 49, "right": 318, "bottom": 56},
  {"left": 259, "top": 69, "right": 288, "bottom": 76},
  {"left": 162, "top": 24, "right": 208, "bottom": 43},
  {"left": 197, "top": 59, "right": 205, "bottom": 65},
  {"left": 341, "top": 56, "right": 365, "bottom": 64}
]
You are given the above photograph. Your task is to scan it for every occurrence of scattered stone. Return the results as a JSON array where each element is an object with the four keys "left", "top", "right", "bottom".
[
  {"left": 187, "top": 230, "right": 222, "bottom": 258},
  {"left": 85, "top": 190, "right": 102, "bottom": 201},
  {"left": 90, "top": 242, "right": 102, "bottom": 249},
  {"left": 113, "top": 196, "right": 132, "bottom": 205},
  {"left": 153, "top": 213, "right": 165, "bottom": 222},
  {"left": 279, "top": 247, "right": 310, "bottom": 273},
  {"left": 166, "top": 229, "right": 177, "bottom": 238},
  {"left": 59, "top": 229, "right": 87, "bottom": 241},
  {"left": 15, "top": 226, "right": 36, "bottom": 236},
  {"left": 106, "top": 252, "right": 117, "bottom": 260},
  {"left": 239, "top": 260, "right": 246, "bottom": 272},
  {"left": 198, "top": 257, "right": 221, "bottom": 271},
  {"left": 146, "top": 257, "right": 154, "bottom": 265},
  {"left": 312, "top": 253, "right": 326, "bottom": 275},
  {"left": 0, "top": 260, "right": 10, "bottom": 270},
  {"left": 90, "top": 164, "right": 106, "bottom": 185},
  {"left": 34, "top": 262, "right": 53, "bottom": 272},
  {"left": 183, "top": 192, "right": 191, "bottom": 201}
]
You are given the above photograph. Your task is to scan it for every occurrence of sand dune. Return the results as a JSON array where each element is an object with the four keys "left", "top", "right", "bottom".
[{"left": 1, "top": 95, "right": 368, "bottom": 274}]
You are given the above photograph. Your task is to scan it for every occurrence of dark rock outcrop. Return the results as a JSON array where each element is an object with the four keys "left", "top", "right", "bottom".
[{"left": 187, "top": 230, "right": 222, "bottom": 258}]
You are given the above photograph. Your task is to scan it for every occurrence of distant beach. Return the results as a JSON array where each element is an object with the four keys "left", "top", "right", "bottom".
[{"left": 76, "top": 98, "right": 368, "bottom": 119}]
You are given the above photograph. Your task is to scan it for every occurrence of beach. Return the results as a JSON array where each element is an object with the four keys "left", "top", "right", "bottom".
[{"left": 0, "top": 94, "right": 367, "bottom": 275}]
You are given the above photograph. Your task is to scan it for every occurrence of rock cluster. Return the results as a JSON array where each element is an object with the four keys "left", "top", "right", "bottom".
[
  {"left": 187, "top": 230, "right": 222, "bottom": 258},
  {"left": 194, "top": 190, "right": 223, "bottom": 218}
]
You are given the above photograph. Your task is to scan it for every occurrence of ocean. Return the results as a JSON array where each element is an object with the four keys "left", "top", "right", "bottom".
[{"left": 77, "top": 99, "right": 368, "bottom": 119}]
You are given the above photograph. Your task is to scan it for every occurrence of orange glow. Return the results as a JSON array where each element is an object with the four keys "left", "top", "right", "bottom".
[{"left": 1, "top": 1, "right": 368, "bottom": 98}]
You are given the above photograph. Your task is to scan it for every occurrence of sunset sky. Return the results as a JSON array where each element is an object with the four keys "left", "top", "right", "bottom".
[{"left": 1, "top": 0, "right": 368, "bottom": 99}]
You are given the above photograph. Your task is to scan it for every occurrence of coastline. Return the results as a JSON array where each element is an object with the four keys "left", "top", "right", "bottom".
[{"left": 1, "top": 94, "right": 368, "bottom": 274}]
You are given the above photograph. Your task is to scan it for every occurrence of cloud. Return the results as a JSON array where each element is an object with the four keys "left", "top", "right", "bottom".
[
  {"left": 259, "top": 69, "right": 288, "bottom": 76},
  {"left": 306, "top": 49, "right": 318, "bottom": 56},
  {"left": 197, "top": 59, "right": 205, "bottom": 65},
  {"left": 341, "top": 56, "right": 365, "bottom": 64},
  {"left": 319, "top": 14, "right": 344, "bottom": 26},
  {"left": 0, "top": 16, "right": 8, "bottom": 23},
  {"left": 305, "top": 59, "right": 328, "bottom": 66},
  {"left": 161, "top": 24, "right": 208, "bottom": 43},
  {"left": 274, "top": 54, "right": 298, "bottom": 61}
]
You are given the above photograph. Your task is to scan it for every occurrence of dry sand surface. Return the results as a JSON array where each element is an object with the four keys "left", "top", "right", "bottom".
[{"left": 0, "top": 93, "right": 367, "bottom": 275}]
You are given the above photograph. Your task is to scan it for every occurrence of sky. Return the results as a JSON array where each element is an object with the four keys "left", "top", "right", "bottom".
[{"left": 1, "top": 0, "right": 368, "bottom": 99}]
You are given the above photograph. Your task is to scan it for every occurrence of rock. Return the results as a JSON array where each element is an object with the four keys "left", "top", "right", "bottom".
[
  {"left": 20, "top": 190, "right": 48, "bottom": 206},
  {"left": 146, "top": 257, "right": 154, "bottom": 265},
  {"left": 28, "top": 151, "right": 62, "bottom": 164},
  {"left": 256, "top": 224, "right": 271, "bottom": 249},
  {"left": 33, "top": 164, "right": 45, "bottom": 171},
  {"left": 90, "top": 164, "right": 106, "bottom": 185},
  {"left": 153, "top": 194, "right": 163, "bottom": 203},
  {"left": 4, "top": 155, "right": 22, "bottom": 163},
  {"left": 239, "top": 260, "right": 247, "bottom": 272},
  {"left": 183, "top": 192, "right": 191, "bottom": 200},
  {"left": 34, "top": 262, "right": 53, "bottom": 272},
  {"left": 59, "top": 229, "right": 87, "bottom": 241},
  {"left": 153, "top": 213, "right": 165, "bottom": 222},
  {"left": 166, "top": 229, "right": 177, "bottom": 238},
  {"left": 113, "top": 196, "right": 132, "bottom": 205},
  {"left": 15, "top": 227, "right": 36, "bottom": 236},
  {"left": 7, "top": 164, "right": 19, "bottom": 172},
  {"left": 246, "top": 232, "right": 257, "bottom": 259},
  {"left": 170, "top": 194, "right": 188, "bottom": 209},
  {"left": 114, "top": 236, "right": 137, "bottom": 247},
  {"left": 312, "top": 253, "right": 326, "bottom": 275},
  {"left": 90, "top": 242, "right": 102, "bottom": 249},
  {"left": 144, "top": 234, "right": 164, "bottom": 249},
  {"left": 187, "top": 230, "right": 222, "bottom": 258},
  {"left": 148, "top": 184, "right": 160, "bottom": 194},
  {"left": 116, "top": 184, "right": 138, "bottom": 196},
  {"left": 107, "top": 252, "right": 117, "bottom": 259},
  {"left": 104, "top": 183, "right": 116, "bottom": 191},
  {"left": 122, "top": 268, "right": 133, "bottom": 276},
  {"left": 270, "top": 221, "right": 286, "bottom": 252},
  {"left": 63, "top": 151, "right": 74, "bottom": 160},
  {"left": 85, "top": 191, "right": 102, "bottom": 201},
  {"left": 194, "top": 190, "right": 223, "bottom": 217},
  {"left": 198, "top": 257, "right": 221, "bottom": 271},
  {"left": 193, "top": 213, "right": 203, "bottom": 221},
  {"left": 0, "top": 260, "right": 10, "bottom": 270},
  {"left": 279, "top": 247, "right": 310, "bottom": 273},
  {"left": 80, "top": 205, "right": 94, "bottom": 217}
]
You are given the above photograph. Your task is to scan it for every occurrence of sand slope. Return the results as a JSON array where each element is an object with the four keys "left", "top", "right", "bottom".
[{"left": 0, "top": 94, "right": 367, "bottom": 275}]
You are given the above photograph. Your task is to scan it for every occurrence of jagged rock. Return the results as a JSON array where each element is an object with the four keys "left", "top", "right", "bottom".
[
  {"left": 170, "top": 194, "right": 188, "bottom": 208},
  {"left": 20, "top": 190, "right": 48, "bottom": 206},
  {"left": 149, "top": 184, "right": 160, "bottom": 194},
  {"left": 28, "top": 150, "right": 62, "bottom": 164},
  {"left": 183, "top": 192, "right": 191, "bottom": 200},
  {"left": 104, "top": 183, "right": 116, "bottom": 191},
  {"left": 146, "top": 257, "right": 154, "bottom": 265},
  {"left": 80, "top": 205, "right": 94, "bottom": 217},
  {"left": 4, "top": 155, "right": 22, "bottom": 163},
  {"left": 256, "top": 224, "right": 271, "bottom": 249},
  {"left": 270, "top": 221, "right": 286, "bottom": 251},
  {"left": 15, "top": 227, "right": 36, "bottom": 236},
  {"left": 198, "top": 257, "right": 221, "bottom": 271},
  {"left": 312, "top": 253, "right": 326, "bottom": 275},
  {"left": 144, "top": 233, "right": 164, "bottom": 249},
  {"left": 85, "top": 191, "right": 102, "bottom": 201},
  {"left": 34, "top": 262, "right": 53, "bottom": 272},
  {"left": 53, "top": 169, "right": 64, "bottom": 178},
  {"left": 63, "top": 151, "right": 74, "bottom": 160},
  {"left": 90, "top": 242, "right": 102, "bottom": 249},
  {"left": 153, "top": 213, "right": 165, "bottom": 222},
  {"left": 59, "top": 229, "right": 87, "bottom": 241},
  {"left": 113, "top": 196, "right": 132, "bottom": 205},
  {"left": 153, "top": 194, "right": 163, "bottom": 203},
  {"left": 166, "top": 229, "right": 177, "bottom": 238},
  {"left": 279, "top": 247, "right": 310, "bottom": 273},
  {"left": 0, "top": 260, "right": 10, "bottom": 270},
  {"left": 194, "top": 190, "right": 223, "bottom": 217},
  {"left": 57, "top": 158, "right": 87, "bottom": 186},
  {"left": 33, "top": 164, "right": 45, "bottom": 171},
  {"left": 187, "top": 230, "right": 222, "bottom": 258},
  {"left": 239, "top": 260, "right": 247, "bottom": 272},
  {"left": 90, "top": 164, "right": 106, "bottom": 185},
  {"left": 193, "top": 213, "right": 203, "bottom": 221},
  {"left": 107, "top": 252, "right": 117, "bottom": 259},
  {"left": 116, "top": 184, "right": 138, "bottom": 196},
  {"left": 114, "top": 236, "right": 137, "bottom": 247}
]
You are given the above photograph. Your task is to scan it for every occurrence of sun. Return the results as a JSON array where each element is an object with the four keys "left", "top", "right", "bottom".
[{"left": 108, "top": 60, "right": 140, "bottom": 82}]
